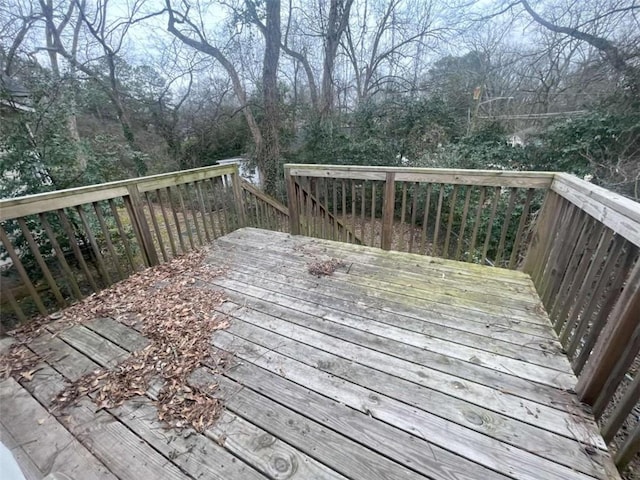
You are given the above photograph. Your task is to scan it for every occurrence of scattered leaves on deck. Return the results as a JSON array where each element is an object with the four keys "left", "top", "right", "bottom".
[
  {"left": 2, "top": 248, "right": 231, "bottom": 433},
  {"left": 0, "top": 344, "right": 40, "bottom": 381},
  {"left": 307, "top": 258, "right": 345, "bottom": 277}
]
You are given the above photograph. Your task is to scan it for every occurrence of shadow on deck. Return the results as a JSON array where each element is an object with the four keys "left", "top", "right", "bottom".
[{"left": 0, "top": 228, "right": 621, "bottom": 480}]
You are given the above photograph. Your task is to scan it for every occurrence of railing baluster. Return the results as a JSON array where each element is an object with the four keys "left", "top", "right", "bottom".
[
  {"left": 467, "top": 186, "right": 485, "bottom": 262},
  {"left": 195, "top": 182, "right": 212, "bottom": 243},
  {"left": 184, "top": 184, "right": 204, "bottom": 246},
  {"left": 508, "top": 188, "right": 535, "bottom": 269},
  {"left": 39, "top": 212, "right": 83, "bottom": 299},
  {"left": 108, "top": 199, "right": 138, "bottom": 272},
  {"left": 2, "top": 282, "right": 27, "bottom": 324},
  {"left": 381, "top": 172, "right": 396, "bottom": 251},
  {"left": 174, "top": 185, "right": 195, "bottom": 249},
  {"left": 494, "top": 188, "right": 517, "bottom": 266},
  {"left": 0, "top": 223, "right": 48, "bottom": 315},
  {"left": 165, "top": 186, "right": 187, "bottom": 253},
  {"left": 481, "top": 187, "right": 500, "bottom": 265},
  {"left": 16, "top": 217, "right": 66, "bottom": 307},
  {"left": 144, "top": 192, "right": 168, "bottom": 262},
  {"left": 56, "top": 209, "right": 99, "bottom": 292},
  {"left": 616, "top": 423, "right": 640, "bottom": 470},
  {"left": 408, "top": 182, "right": 418, "bottom": 253},
  {"left": 370, "top": 182, "right": 377, "bottom": 248},
  {"left": 556, "top": 223, "right": 607, "bottom": 343},
  {"left": 420, "top": 183, "right": 432, "bottom": 255},
  {"left": 398, "top": 182, "right": 407, "bottom": 252},
  {"left": 360, "top": 181, "right": 367, "bottom": 245},
  {"left": 443, "top": 185, "right": 459, "bottom": 259},
  {"left": 455, "top": 186, "right": 472, "bottom": 261},
  {"left": 92, "top": 202, "right": 126, "bottom": 280},
  {"left": 549, "top": 216, "right": 595, "bottom": 330},
  {"left": 76, "top": 205, "right": 111, "bottom": 285},
  {"left": 433, "top": 185, "right": 445, "bottom": 257},
  {"left": 158, "top": 188, "right": 178, "bottom": 256},
  {"left": 602, "top": 371, "right": 640, "bottom": 443},
  {"left": 576, "top": 260, "right": 640, "bottom": 404}
]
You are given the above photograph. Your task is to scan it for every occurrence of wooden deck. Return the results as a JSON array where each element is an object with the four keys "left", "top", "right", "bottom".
[{"left": 0, "top": 227, "right": 621, "bottom": 480}]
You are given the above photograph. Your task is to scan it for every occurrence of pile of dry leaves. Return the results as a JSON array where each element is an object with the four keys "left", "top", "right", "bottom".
[
  {"left": 307, "top": 258, "right": 345, "bottom": 277},
  {"left": 3, "top": 248, "right": 230, "bottom": 432}
]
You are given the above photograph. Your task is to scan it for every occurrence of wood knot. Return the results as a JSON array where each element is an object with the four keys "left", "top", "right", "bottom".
[{"left": 270, "top": 452, "right": 298, "bottom": 478}]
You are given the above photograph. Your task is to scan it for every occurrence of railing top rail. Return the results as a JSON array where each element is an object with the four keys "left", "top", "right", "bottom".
[
  {"left": 0, "top": 164, "right": 238, "bottom": 221},
  {"left": 285, "top": 165, "right": 640, "bottom": 244},
  {"left": 552, "top": 173, "right": 640, "bottom": 247},
  {"left": 284, "top": 164, "right": 555, "bottom": 187},
  {"left": 241, "top": 179, "right": 289, "bottom": 216}
]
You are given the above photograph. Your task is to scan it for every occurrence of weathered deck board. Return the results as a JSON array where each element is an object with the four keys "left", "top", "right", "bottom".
[
  {"left": 216, "top": 234, "right": 548, "bottom": 322},
  {"left": 208, "top": 329, "right": 607, "bottom": 479},
  {"left": 1, "top": 228, "right": 620, "bottom": 480},
  {"left": 0, "top": 378, "right": 116, "bottom": 480},
  {"left": 212, "top": 303, "right": 601, "bottom": 446},
  {"left": 215, "top": 235, "right": 557, "bottom": 338}
]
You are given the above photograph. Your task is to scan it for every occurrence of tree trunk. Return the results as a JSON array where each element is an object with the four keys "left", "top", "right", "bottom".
[
  {"left": 259, "top": 0, "right": 282, "bottom": 196},
  {"left": 321, "top": 0, "right": 354, "bottom": 118}
]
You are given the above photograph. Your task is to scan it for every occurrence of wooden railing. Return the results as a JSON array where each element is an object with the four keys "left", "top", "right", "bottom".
[
  {"left": 524, "top": 172, "right": 640, "bottom": 471},
  {"left": 284, "top": 163, "right": 640, "bottom": 472},
  {"left": 285, "top": 164, "right": 553, "bottom": 266},
  {"left": 2, "top": 161, "right": 639, "bottom": 472},
  {"left": 0, "top": 164, "right": 289, "bottom": 329},
  {"left": 286, "top": 175, "right": 362, "bottom": 244},
  {"left": 241, "top": 180, "right": 290, "bottom": 234}
]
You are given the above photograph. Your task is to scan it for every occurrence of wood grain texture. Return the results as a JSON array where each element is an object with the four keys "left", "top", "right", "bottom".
[
  {"left": 3, "top": 227, "right": 622, "bottom": 480},
  {"left": 0, "top": 378, "right": 116, "bottom": 480},
  {"left": 210, "top": 326, "right": 613, "bottom": 479}
]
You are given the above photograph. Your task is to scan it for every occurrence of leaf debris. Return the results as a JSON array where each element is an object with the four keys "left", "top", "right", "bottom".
[
  {"left": 307, "top": 258, "right": 345, "bottom": 277},
  {"left": 3, "top": 248, "right": 231, "bottom": 433}
]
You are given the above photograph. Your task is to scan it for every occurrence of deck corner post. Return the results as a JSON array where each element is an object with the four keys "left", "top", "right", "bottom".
[
  {"left": 231, "top": 167, "right": 247, "bottom": 227},
  {"left": 381, "top": 172, "right": 396, "bottom": 250},
  {"left": 575, "top": 261, "right": 640, "bottom": 405},
  {"left": 522, "top": 189, "right": 556, "bottom": 275},
  {"left": 285, "top": 167, "right": 300, "bottom": 235},
  {"left": 125, "top": 184, "right": 159, "bottom": 267}
]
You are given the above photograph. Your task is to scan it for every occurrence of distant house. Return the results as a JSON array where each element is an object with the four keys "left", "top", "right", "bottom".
[
  {"left": 0, "top": 74, "right": 33, "bottom": 114},
  {"left": 217, "top": 157, "right": 262, "bottom": 185}
]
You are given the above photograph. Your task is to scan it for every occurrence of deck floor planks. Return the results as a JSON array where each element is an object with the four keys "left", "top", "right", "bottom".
[
  {"left": 209, "top": 328, "right": 608, "bottom": 480},
  {"left": 0, "top": 378, "right": 117, "bottom": 480},
  {"left": 213, "top": 243, "right": 555, "bottom": 337},
  {"left": 217, "top": 230, "right": 542, "bottom": 306},
  {"left": 213, "top": 237, "right": 558, "bottom": 338},
  {"left": 2, "top": 227, "right": 620, "bottom": 480},
  {"left": 217, "top": 281, "right": 564, "bottom": 371},
  {"left": 203, "top": 273, "right": 581, "bottom": 407},
  {"left": 223, "top": 228, "right": 540, "bottom": 300},
  {"left": 216, "top": 234, "right": 548, "bottom": 323},
  {"left": 212, "top": 302, "right": 600, "bottom": 443},
  {"left": 239, "top": 227, "right": 536, "bottom": 285},
  {"left": 209, "top": 268, "right": 571, "bottom": 380}
]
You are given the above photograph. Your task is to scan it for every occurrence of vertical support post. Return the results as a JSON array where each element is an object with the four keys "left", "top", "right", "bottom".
[
  {"left": 231, "top": 168, "right": 246, "bottom": 227},
  {"left": 381, "top": 172, "right": 396, "bottom": 251},
  {"left": 285, "top": 167, "right": 300, "bottom": 235},
  {"left": 576, "top": 260, "right": 640, "bottom": 404},
  {"left": 126, "top": 184, "right": 159, "bottom": 267},
  {"left": 522, "top": 189, "right": 556, "bottom": 275}
]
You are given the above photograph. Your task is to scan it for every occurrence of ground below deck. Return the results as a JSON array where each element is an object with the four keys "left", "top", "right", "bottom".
[{"left": 0, "top": 227, "right": 620, "bottom": 480}]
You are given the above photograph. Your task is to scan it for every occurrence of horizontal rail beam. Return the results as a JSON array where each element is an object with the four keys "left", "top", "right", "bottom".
[
  {"left": 552, "top": 173, "right": 640, "bottom": 247},
  {"left": 285, "top": 164, "right": 555, "bottom": 188},
  {"left": 0, "top": 164, "right": 237, "bottom": 221}
]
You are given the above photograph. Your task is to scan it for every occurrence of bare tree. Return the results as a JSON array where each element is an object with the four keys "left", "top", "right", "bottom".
[
  {"left": 165, "top": 0, "right": 282, "bottom": 194},
  {"left": 340, "top": 0, "right": 443, "bottom": 103}
]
